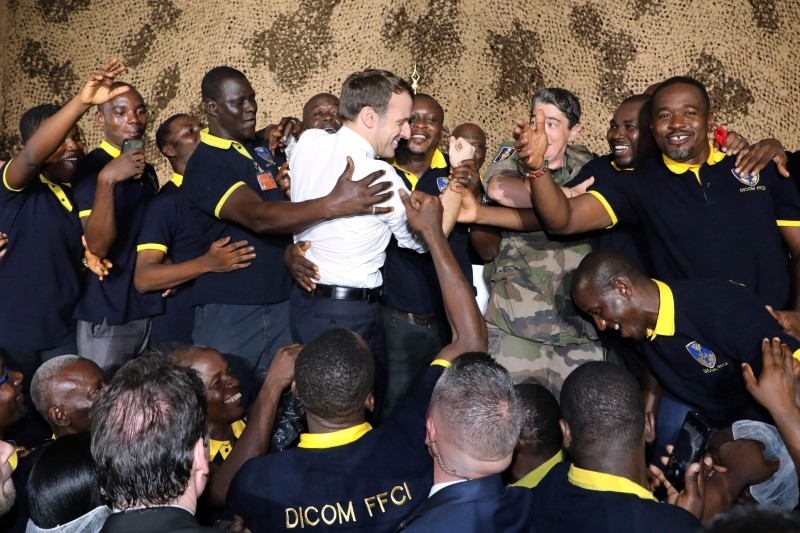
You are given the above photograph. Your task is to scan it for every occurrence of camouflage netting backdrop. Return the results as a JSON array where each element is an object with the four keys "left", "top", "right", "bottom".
[{"left": 1, "top": 0, "right": 797, "bottom": 181}]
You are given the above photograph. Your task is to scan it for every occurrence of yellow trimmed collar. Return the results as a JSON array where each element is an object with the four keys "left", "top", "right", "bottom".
[
  {"left": 610, "top": 161, "right": 635, "bottom": 172},
  {"left": 647, "top": 279, "right": 676, "bottom": 341},
  {"left": 512, "top": 449, "right": 565, "bottom": 488},
  {"left": 568, "top": 464, "right": 657, "bottom": 501},
  {"left": 391, "top": 149, "right": 448, "bottom": 191},
  {"left": 663, "top": 142, "right": 725, "bottom": 183},
  {"left": 40, "top": 174, "right": 74, "bottom": 212},
  {"left": 200, "top": 128, "right": 253, "bottom": 161},
  {"left": 208, "top": 419, "right": 246, "bottom": 462},
  {"left": 298, "top": 422, "right": 372, "bottom": 449},
  {"left": 170, "top": 173, "right": 183, "bottom": 187},
  {"left": 99, "top": 140, "right": 121, "bottom": 159}
]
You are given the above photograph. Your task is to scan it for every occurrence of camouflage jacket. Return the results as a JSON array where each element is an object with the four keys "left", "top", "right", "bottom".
[{"left": 484, "top": 143, "right": 600, "bottom": 346}]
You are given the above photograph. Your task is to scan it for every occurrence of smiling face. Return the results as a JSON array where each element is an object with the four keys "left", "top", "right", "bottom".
[
  {"left": 43, "top": 125, "right": 85, "bottom": 184},
  {"left": 302, "top": 93, "right": 341, "bottom": 133},
  {"left": 208, "top": 76, "right": 258, "bottom": 142},
  {"left": 190, "top": 348, "right": 244, "bottom": 426},
  {"left": 573, "top": 279, "right": 649, "bottom": 341},
  {"left": 650, "top": 82, "right": 713, "bottom": 165},
  {"left": 96, "top": 88, "right": 148, "bottom": 148},
  {"left": 607, "top": 99, "right": 649, "bottom": 169},
  {"left": 374, "top": 91, "right": 412, "bottom": 159},
  {"left": 403, "top": 94, "right": 444, "bottom": 157},
  {"left": 531, "top": 102, "right": 579, "bottom": 165}
]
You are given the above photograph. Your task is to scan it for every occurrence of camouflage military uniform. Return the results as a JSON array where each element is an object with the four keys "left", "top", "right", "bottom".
[{"left": 484, "top": 142, "right": 604, "bottom": 395}]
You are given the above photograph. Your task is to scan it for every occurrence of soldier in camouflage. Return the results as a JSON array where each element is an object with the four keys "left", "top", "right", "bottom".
[{"left": 483, "top": 88, "right": 603, "bottom": 395}]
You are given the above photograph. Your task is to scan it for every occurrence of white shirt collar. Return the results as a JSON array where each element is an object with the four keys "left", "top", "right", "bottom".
[
  {"left": 337, "top": 125, "right": 376, "bottom": 160},
  {"left": 428, "top": 479, "right": 467, "bottom": 497}
]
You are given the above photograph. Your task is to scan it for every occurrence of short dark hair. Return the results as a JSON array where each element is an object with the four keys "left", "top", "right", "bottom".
[
  {"left": 651, "top": 76, "right": 711, "bottom": 114},
  {"left": 91, "top": 355, "right": 207, "bottom": 508},
  {"left": 515, "top": 383, "right": 562, "bottom": 457},
  {"left": 27, "top": 432, "right": 104, "bottom": 529},
  {"left": 19, "top": 104, "right": 61, "bottom": 144},
  {"left": 201, "top": 66, "right": 248, "bottom": 102},
  {"left": 430, "top": 352, "right": 522, "bottom": 461},
  {"left": 705, "top": 505, "right": 800, "bottom": 533},
  {"left": 532, "top": 88, "right": 582, "bottom": 129},
  {"left": 338, "top": 69, "right": 413, "bottom": 122},
  {"left": 573, "top": 249, "right": 645, "bottom": 298},
  {"left": 413, "top": 93, "right": 444, "bottom": 119},
  {"left": 155, "top": 113, "right": 191, "bottom": 154},
  {"left": 294, "top": 328, "right": 374, "bottom": 421},
  {"left": 560, "top": 362, "right": 644, "bottom": 453}
]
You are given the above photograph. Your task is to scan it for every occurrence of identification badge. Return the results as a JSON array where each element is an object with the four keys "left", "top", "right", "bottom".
[{"left": 257, "top": 173, "right": 277, "bottom": 191}]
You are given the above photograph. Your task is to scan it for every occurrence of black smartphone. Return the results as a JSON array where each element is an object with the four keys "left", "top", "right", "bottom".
[
  {"left": 665, "top": 411, "right": 713, "bottom": 491},
  {"left": 121, "top": 138, "right": 144, "bottom": 153}
]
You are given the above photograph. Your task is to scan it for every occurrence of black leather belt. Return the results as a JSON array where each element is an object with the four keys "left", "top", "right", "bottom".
[
  {"left": 383, "top": 306, "right": 442, "bottom": 326},
  {"left": 312, "top": 284, "right": 382, "bottom": 303}
]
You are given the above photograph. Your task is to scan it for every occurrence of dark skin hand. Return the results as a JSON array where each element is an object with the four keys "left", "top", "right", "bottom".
[
  {"left": 256, "top": 116, "right": 303, "bottom": 152},
  {"left": 649, "top": 453, "right": 706, "bottom": 520},
  {"left": 735, "top": 138, "right": 791, "bottom": 178},
  {"left": 284, "top": 240, "right": 319, "bottom": 292},
  {"left": 218, "top": 156, "right": 394, "bottom": 235},
  {"left": 276, "top": 162, "right": 291, "bottom": 199}
]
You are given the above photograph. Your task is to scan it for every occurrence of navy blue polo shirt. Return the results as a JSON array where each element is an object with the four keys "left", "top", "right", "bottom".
[
  {"left": 181, "top": 130, "right": 292, "bottom": 305},
  {"left": 71, "top": 142, "right": 162, "bottom": 325},
  {"left": 0, "top": 162, "right": 83, "bottom": 351},
  {"left": 531, "top": 461, "right": 700, "bottom": 532},
  {"left": 641, "top": 279, "right": 800, "bottom": 426},
  {"left": 137, "top": 174, "right": 205, "bottom": 343},
  {"left": 565, "top": 154, "right": 653, "bottom": 274},
  {"left": 588, "top": 148, "right": 800, "bottom": 309},
  {"left": 228, "top": 362, "right": 447, "bottom": 532},
  {"left": 383, "top": 150, "right": 474, "bottom": 314}
]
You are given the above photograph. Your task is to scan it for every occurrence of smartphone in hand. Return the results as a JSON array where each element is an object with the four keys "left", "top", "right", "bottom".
[
  {"left": 121, "top": 138, "right": 144, "bottom": 153},
  {"left": 665, "top": 411, "right": 714, "bottom": 491}
]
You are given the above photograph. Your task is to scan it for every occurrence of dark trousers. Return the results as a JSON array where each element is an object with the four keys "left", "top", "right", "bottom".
[
  {"left": 382, "top": 306, "right": 449, "bottom": 416},
  {"left": 289, "top": 285, "right": 388, "bottom": 421}
]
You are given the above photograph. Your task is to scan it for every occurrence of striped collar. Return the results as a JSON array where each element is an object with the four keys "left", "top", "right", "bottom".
[
  {"left": 200, "top": 128, "right": 253, "bottom": 161},
  {"left": 663, "top": 142, "right": 725, "bottom": 183},
  {"left": 99, "top": 140, "right": 121, "bottom": 158}
]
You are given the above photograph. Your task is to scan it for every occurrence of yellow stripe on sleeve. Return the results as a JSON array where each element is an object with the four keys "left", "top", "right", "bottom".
[
  {"left": 214, "top": 181, "right": 247, "bottom": 218},
  {"left": 587, "top": 190, "right": 618, "bottom": 228}
]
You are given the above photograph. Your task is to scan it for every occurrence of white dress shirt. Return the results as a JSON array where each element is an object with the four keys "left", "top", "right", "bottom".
[{"left": 290, "top": 126, "right": 425, "bottom": 288}]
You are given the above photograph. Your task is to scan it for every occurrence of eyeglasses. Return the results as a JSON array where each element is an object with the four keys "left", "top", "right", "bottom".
[{"left": 0, "top": 367, "right": 10, "bottom": 387}]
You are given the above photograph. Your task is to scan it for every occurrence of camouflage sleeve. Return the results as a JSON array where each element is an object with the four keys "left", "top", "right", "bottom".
[{"left": 484, "top": 140, "right": 523, "bottom": 184}]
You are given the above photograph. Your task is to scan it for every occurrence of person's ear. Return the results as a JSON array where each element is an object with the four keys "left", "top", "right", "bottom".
[
  {"left": 425, "top": 416, "right": 436, "bottom": 446},
  {"left": 95, "top": 109, "right": 105, "bottom": 128},
  {"left": 613, "top": 275, "right": 633, "bottom": 299},
  {"left": 205, "top": 99, "right": 218, "bottom": 119},
  {"left": 193, "top": 436, "right": 209, "bottom": 476},
  {"left": 568, "top": 123, "right": 581, "bottom": 143},
  {"left": 161, "top": 144, "right": 177, "bottom": 158},
  {"left": 644, "top": 410, "right": 656, "bottom": 444},
  {"left": 560, "top": 418, "right": 572, "bottom": 449},
  {"left": 359, "top": 106, "right": 377, "bottom": 129},
  {"left": 290, "top": 381, "right": 298, "bottom": 398},
  {"left": 49, "top": 406, "right": 70, "bottom": 428},
  {"left": 364, "top": 393, "right": 375, "bottom": 413}
]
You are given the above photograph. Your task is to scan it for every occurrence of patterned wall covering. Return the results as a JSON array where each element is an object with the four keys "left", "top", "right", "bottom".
[{"left": 1, "top": 0, "right": 798, "bottom": 180}]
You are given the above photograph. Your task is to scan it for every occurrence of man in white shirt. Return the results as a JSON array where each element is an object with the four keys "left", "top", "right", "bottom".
[{"left": 289, "top": 69, "right": 425, "bottom": 418}]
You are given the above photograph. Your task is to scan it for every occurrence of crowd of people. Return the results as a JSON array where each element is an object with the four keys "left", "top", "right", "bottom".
[{"left": 0, "top": 56, "right": 800, "bottom": 532}]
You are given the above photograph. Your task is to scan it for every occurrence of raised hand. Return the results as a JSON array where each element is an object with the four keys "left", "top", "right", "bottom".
[
  {"left": 514, "top": 108, "right": 549, "bottom": 170},
  {"left": 79, "top": 58, "right": 127, "bottom": 106}
]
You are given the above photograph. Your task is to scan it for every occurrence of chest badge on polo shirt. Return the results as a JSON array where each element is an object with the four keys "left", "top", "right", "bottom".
[
  {"left": 254, "top": 146, "right": 276, "bottom": 167},
  {"left": 686, "top": 341, "right": 716, "bottom": 369},
  {"left": 732, "top": 168, "right": 759, "bottom": 186},
  {"left": 492, "top": 146, "right": 517, "bottom": 163},
  {"left": 436, "top": 176, "right": 449, "bottom": 192}
]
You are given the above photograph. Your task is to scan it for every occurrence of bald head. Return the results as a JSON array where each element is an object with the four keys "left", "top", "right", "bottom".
[{"left": 451, "top": 122, "right": 487, "bottom": 170}]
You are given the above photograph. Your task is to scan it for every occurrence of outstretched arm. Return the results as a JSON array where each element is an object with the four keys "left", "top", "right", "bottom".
[
  {"left": 400, "top": 189, "right": 487, "bottom": 362},
  {"left": 5, "top": 59, "right": 126, "bottom": 191},
  {"left": 219, "top": 157, "right": 394, "bottom": 234},
  {"left": 516, "top": 111, "right": 611, "bottom": 234}
]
